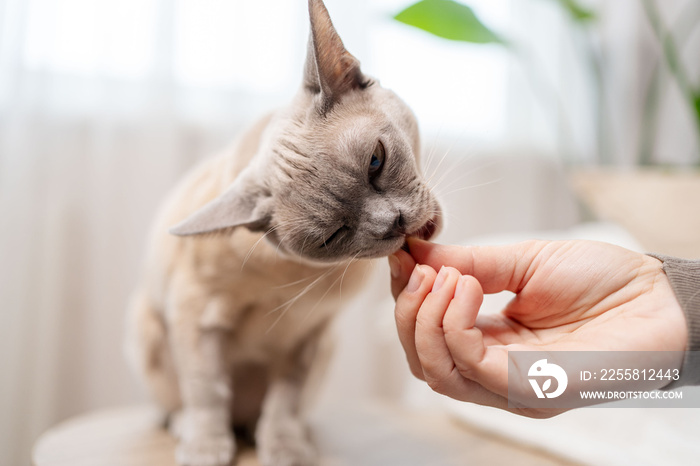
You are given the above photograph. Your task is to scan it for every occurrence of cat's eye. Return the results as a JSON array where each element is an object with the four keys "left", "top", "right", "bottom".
[{"left": 368, "top": 140, "right": 385, "bottom": 181}]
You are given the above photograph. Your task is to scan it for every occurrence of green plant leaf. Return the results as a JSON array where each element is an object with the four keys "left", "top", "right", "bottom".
[
  {"left": 552, "top": 0, "right": 596, "bottom": 23},
  {"left": 394, "top": 0, "right": 504, "bottom": 45},
  {"left": 695, "top": 93, "right": 700, "bottom": 121}
]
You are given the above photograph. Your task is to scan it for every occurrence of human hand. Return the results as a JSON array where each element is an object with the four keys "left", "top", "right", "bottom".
[{"left": 388, "top": 238, "right": 688, "bottom": 416}]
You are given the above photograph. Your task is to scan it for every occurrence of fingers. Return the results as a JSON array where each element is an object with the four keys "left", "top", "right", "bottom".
[
  {"left": 442, "top": 274, "right": 510, "bottom": 397},
  {"left": 414, "top": 266, "right": 462, "bottom": 381},
  {"left": 393, "top": 264, "right": 437, "bottom": 380},
  {"left": 412, "top": 267, "right": 511, "bottom": 408},
  {"left": 406, "top": 237, "right": 545, "bottom": 294},
  {"left": 388, "top": 249, "right": 416, "bottom": 300},
  {"left": 392, "top": 240, "right": 539, "bottom": 406}
]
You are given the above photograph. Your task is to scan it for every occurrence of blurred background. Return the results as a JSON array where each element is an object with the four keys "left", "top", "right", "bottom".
[{"left": 1, "top": 0, "right": 699, "bottom": 465}]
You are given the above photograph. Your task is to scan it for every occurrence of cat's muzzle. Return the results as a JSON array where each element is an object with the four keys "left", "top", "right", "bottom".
[{"left": 410, "top": 211, "right": 442, "bottom": 242}]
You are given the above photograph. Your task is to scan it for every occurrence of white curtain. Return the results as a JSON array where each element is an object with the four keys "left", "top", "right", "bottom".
[
  {"left": 0, "top": 1, "right": 308, "bottom": 464},
  {"left": 1, "top": 0, "right": 694, "bottom": 465}
]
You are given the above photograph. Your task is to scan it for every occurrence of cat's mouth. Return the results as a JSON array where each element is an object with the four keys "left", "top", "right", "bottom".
[{"left": 409, "top": 213, "right": 441, "bottom": 242}]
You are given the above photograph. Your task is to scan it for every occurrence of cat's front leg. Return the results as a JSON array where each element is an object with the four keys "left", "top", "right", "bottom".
[
  {"left": 256, "top": 333, "right": 327, "bottom": 466},
  {"left": 256, "top": 376, "right": 318, "bottom": 466},
  {"left": 170, "top": 312, "right": 235, "bottom": 466}
]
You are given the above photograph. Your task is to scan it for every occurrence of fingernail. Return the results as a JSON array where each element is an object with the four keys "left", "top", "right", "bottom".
[
  {"left": 388, "top": 254, "right": 401, "bottom": 279},
  {"left": 432, "top": 266, "right": 448, "bottom": 292},
  {"left": 406, "top": 265, "right": 424, "bottom": 293}
]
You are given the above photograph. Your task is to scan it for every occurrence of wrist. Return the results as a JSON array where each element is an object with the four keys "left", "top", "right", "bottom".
[{"left": 647, "top": 254, "right": 700, "bottom": 387}]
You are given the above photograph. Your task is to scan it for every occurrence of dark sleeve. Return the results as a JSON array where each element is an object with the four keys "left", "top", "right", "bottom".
[{"left": 647, "top": 254, "right": 700, "bottom": 388}]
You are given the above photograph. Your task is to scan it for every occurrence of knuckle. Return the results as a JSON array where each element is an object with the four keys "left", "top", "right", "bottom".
[
  {"left": 409, "top": 365, "right": 425, "bottom": 381},
  {"left": 425, "top": 373, "right": 455, "bottom": 396},
  {"left": 422, "top": 363, "right": 453, "bottom": 394},
  {"left": 415, "top": 310, "right": 436, "bottom": 329},
  {"left": 426, "top": 377, "right": 446, "bottom": 393},
  {"left": 455, "top": 364, "right": 477, "bottom": 381},
  {"left": 395, "top": 295, "right": 423, "bottom": 317},
  {"left": 394, "top": 308, "right": 415, "bottom": 330}
]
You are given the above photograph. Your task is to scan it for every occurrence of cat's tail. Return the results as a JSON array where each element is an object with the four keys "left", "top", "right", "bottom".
[{"left": 124, "top": 292, "right": 182, "bottom": 412}]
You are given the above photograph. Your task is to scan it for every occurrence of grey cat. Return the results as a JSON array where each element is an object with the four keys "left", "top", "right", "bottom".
[{"left": 125, "top": 1, "right": 442, "bottom": 465}]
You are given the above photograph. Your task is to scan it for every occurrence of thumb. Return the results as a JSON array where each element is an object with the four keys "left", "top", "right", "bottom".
[
  {"left": 388, "top": 248, "right": 416, "bottom": 300},
  {"left": 406, "top": 237, "right": 545, "bottom": 294}
]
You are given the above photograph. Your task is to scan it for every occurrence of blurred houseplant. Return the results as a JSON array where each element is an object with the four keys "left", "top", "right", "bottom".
[
  {"left": 394, "top": 0, "right": 700, "bottom": 257},
  {"left": 394, "top": 0, "right": 602, "bottom": 163}
]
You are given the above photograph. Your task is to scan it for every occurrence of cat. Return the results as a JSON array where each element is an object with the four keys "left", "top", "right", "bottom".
[{"left": 125, "top": 1, "right": 442, "bottom": 465}]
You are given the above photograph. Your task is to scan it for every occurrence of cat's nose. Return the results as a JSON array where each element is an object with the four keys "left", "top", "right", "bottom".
[{"left": 381, "top": 212, "right": 406, "bottom": 240}]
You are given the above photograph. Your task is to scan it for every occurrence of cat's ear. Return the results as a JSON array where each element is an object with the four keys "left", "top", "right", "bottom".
[
  {"left": 304, "top": 0, "right": 367, "bottom": 113},
  {"left": 169, "top": 170, "right": 272, "bottom": 236}
]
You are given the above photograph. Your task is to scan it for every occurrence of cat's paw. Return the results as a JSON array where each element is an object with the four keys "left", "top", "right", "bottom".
[
  {"left": 256, "top": 418, "right": 317, "bottom": 466},
  {"left": 257, "top": 441, "right": 317, "bottom": 466},
  {"left": 175, "top": 434, "right": 235, "bottom": 466}
]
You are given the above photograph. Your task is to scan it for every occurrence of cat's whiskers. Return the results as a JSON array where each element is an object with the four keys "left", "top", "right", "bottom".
[
  {"left": 274, "top": 275, "right": 317, "bottom": 289},
  {"left": 240, "top": 218, "right": 302, "bottom": 269},
  {"left": 425, "top": 145, "right": 483, "bottom": 194},
  {"left": 264, "top": 265, "right": 338, "bottom": 317},
  {"left": 424, "top": 146, "right": 454, "bottom": 188},
  {"left": 424, "top": 122, "right": 502, "bottom": 196},
  {"left": 422, "top": 157, "right": 502, "bottom": 232},
  {"left": 423, "top": 121, "right": 493, "bottom": 189},
  {"left": 429, "top": 157, "right": 497, "bottom": 198},
  {"left": 265, "top": 264, "right": 341, "bottom": 334},
  {"left": 298, "top": 228, "right": 320, "bottom": 258},
  {"left": 439, "top": 177, "right": 504, "bottom": 198},
  {"left": 423, "top": 125, "right": 473, "bottom": 185},
  {"left": 300, "top": 253, "right": 360, "bottom": 326},
  {"left": 422, "top": 123, "right": 444, "bottom": 175},
  {"left": 271, "top": 220, "right": 308, "bottom": 258},
  {"left": 241, "top": 223, "right": 285, "bottom": 271},
  {"left": 300, "top": 270, "right": 344, "bottom": 326},
  {"left": 337, "top": 252, "right": 361, "bottom": 303},
  {"left": 240, "top": 218, "right": 310, "bottom": 270}
]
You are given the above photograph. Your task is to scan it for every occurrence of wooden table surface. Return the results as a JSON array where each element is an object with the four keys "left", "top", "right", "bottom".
[
  {"left": 32, "top": 406, "right": 260, "bottom": 466},
  {"left": 33, "top": 404, "right": 578, "bottom": 466}
]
